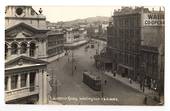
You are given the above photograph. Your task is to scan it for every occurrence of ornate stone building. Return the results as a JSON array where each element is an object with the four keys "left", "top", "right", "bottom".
[{"left": 4, "top": 6, "right": 52, "bottom": 104}]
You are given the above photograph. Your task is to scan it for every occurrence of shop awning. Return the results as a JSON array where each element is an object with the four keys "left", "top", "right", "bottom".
[
  {"left": 118, "top": 64, "right": 133, "bottom": 70},
  {"left": 94, "top": 55, "right": 112, "bottom": 63}
]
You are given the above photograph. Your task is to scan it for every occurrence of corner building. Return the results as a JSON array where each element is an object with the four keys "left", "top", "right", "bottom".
[
  {"left": 4, "top": 6, "right": 64, "bottom": 104},
  {"left": 107, "top": 7, "right": 164, "bottom": 94}
]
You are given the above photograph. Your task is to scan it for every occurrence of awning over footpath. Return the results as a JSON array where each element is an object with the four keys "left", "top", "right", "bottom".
[
  {"left": 94, "top": 55, "right": 112, "bottom": 63},
  {"left": 118, "top": 64, "right": 133, "bottom": 70}
]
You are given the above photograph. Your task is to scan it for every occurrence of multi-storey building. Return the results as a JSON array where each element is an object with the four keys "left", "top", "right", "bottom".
[
  {"left": 47, "top": 31, "right": 65, "bottom": 61},
  {"left": 106, "top": 7, "right": 164, "bottom": 95},
  {"left": 107, "top": 7, "right": 142, "bottom": 79},
  {"left": 5, "top": 6, "right": 65, "bottom": 62},
  {"left": 5, "top": 55, "right": 48, "bottom": 104},
  {"left": 63, "top": 27, "right": 88, "bottom": 49},
  {"left": 4, "top": 5, "right": 64, "bottom": 104},
  {"left": 139, "top": 8, "right": 164, "bottom": 94}
]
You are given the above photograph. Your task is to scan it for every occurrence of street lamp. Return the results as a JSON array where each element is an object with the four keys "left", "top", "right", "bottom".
[
  {"left": 72, "top": 50, "right": 74, "bottom": 76},
  {"left": 48, "top": 68, "right": 58, "bottom": 100},
  {"left": 101, "top": 69, "right": 104, "bottom": 98}
]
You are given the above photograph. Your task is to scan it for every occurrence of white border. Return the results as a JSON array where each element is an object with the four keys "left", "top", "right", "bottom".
[{"left": 0, "top": 0, "right": 169, "bottom": 111}]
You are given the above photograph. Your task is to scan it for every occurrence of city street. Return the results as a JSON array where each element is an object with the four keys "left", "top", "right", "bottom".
[{"left": 47, "top": 39, "right": 146, "bottom": 105}]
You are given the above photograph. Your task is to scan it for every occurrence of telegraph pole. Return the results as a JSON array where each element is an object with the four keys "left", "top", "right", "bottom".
[
  {"left": 98, "top": 42, "right": 104, "bottom": 98},
  {"left": 51, "top": 69, "right": 54, "bottom": 99},
  {"left": 72, "top": 50, "right": 74, "bottom": 76}
]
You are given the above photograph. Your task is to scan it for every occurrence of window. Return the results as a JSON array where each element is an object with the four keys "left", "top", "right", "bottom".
[
  {"left": 30, "top": 72, "right": 35, "bottom": 91},
  {"left": 16, "top": 8, "right": 23, "bottom": 15},
  {"left": 11, "top": 43, "right": 18, "bottom": 55},
  {"left": 5, "top": 77, "right": 8, "bottom": 91},
  {"left": 21, "top": 74, "right": 27, "bottom": 87},
  {"left": 29, "top": 43, "right": 36, "bottom": 57},
  {"left": 11, "top": 75, "right": 18, "bottom": 90},
  {"left": 5, "top": 44, "right": 8, "bottom": 59},
  {"left": 20, "top": 43, "right": 27, "bottom": 54}
]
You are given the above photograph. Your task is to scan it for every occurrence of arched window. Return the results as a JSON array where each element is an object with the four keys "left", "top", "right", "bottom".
[
  {"left": 5, "top": 44, "right": 8, "bottom": 59},
  {"left": 29, "top": 43, "right": 36, "bottom": 57},
  {"left": 11, "top": 43, "right": 18, "bottom": 55},
  {"left": 20, "top": 43, "right": 27, "bottom": 54}
]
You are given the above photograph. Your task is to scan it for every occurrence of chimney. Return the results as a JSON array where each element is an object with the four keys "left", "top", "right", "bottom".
[{"left": 152, "top": 8, "right": 154, "bottom": 12}]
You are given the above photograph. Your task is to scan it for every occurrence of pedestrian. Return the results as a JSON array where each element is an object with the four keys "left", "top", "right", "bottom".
[
  {"left": 75, "top": 65, "right": 77, "bottom": 71},
  {"left": 68, "top": 57, "right": 69, "bottom": 62},
  {"left": 148, "top": 84, "right": 151, "bottom": 90},
  {"left": 113, "top": 71, "right": 116, "bottom": 77},
  {"left": 129, "top": 78, "right": 132, "bottom": 84},
  {"left": 144, "top": 96, "right": 147, "bottom": 105},
  {"left": 140, "top": 83, "right": 142, "bottom": 90},
  {"left": 143, "top": 86, "right": 145, "bottom": 92},
  {"left": 104, "top": 79, "right": 107, "bottom": 85}
]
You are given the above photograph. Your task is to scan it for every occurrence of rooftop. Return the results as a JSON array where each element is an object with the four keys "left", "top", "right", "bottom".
[{"left": 113, "top": 6, "right": 165, "bottom": 16}]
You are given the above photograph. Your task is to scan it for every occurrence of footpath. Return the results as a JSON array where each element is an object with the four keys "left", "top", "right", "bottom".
[
  {"left": 104, "top": 71, "right": 163, "bottom": 105},
  {"left": 48, "top": 100, "right": 62, "bottom": 105}
]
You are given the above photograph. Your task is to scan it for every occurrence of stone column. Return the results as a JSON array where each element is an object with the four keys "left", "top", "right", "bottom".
[
  {"left": 18, "top": 47, "right": 21, "bottom": 55},
  {"left": 8, "top": 76, "right": 11, "bottom": 91},
  {"left": 35, "top": 70, "right": 39, "bottom": 86},
  {"left": 43, "top": 69, "right": 48, "bottom": 104},
  {"left": 7, "top": 47, "right": 11, "bottom": 59},
  {"left": 17, "top": 74, "right": 21, "bottom": 88},
  {"left": 38, "top": 68, "right": 48, "bottom": 104},
  {"left": 27, "top": 46, "right": 30, "bottom": 57},
  {"left": 26, "top": 73, "right": 30, "bottom": 87},
  {"left": 43, "top": 40, "right": 47, "bottom": 58},
  {"left": 35, "top": 45, "right": 39, "bottom": 58},
  {"left": 38, "top": 69, "right": 43, "bottom": 104}
]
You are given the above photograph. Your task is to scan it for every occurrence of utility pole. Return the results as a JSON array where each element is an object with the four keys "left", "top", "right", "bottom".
[
  {"left": 98, "top": 41, "right": 99, "bottom": 55},
  {"left": 72, "top": 50, "right": 74, "bottom": 76},
  {"left": 51, "top": 69, "right": 57, "bottom": 99},
  {"left": 98, "top": 42, "right": 104, "bottom": 98},
  {"left": 51, "top": 69, "right": 54, "bottom": 100},
  {"left": 101, "top": 69, "right": 104, "bottom": 98}
]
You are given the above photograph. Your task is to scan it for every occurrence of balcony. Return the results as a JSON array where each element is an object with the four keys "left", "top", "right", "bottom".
[{"left": 5, "top": 86, "right": 39, "bottom": 102}]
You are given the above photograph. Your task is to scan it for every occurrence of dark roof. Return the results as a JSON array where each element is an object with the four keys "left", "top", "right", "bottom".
[
  {"left": 94, "top": 55, "right": 112, "bottom": 63},
  {"left": 5, "top": 22, "right": 49, "bottom": 33},
  {"left": 47, "top": 31, "right": 64, "bottom": 36},
  {"left": 32, "top": 33, "right": 48, "bottom": 38},
  {"left": 5, "top": 55, "right": 48, "bottom": 66}
]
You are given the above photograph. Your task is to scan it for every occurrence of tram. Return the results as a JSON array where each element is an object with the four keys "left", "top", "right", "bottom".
[{"left": 83, "top": 71, "right": 101, "bottom": 91}]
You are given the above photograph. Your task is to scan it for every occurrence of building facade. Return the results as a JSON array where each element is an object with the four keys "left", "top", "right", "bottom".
[
  {"left": 5, "top": 56, "right": 49, "bottom": 104},
  {"left": 106, "top": 7, "right": 164, "bottom": 94},
  {"left": 5, "top": 6, "right": 65, "bottom": 62},
  {"left": 140, "top": 9, "right": 164, "bottom": 94},
  {"left": 46, "top": 31, "right": 65, "bottom": 61},
  {"left": 5, "top": 5, "right": 52, "bottom": 104},
  {"left": 63, "top": 27, "right": 88, "bottom": 49},
  {"left": 107, "top": 7, "right": 141, "bottom": 80}
]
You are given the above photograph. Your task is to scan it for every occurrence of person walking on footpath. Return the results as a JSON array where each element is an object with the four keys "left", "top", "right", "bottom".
[
  {"left": 104, "top": 79, "right": 107, "bottom": 85},
  {"left": 68, "top": 57, "right": 69, "bottom": 62},
  {"left": 144, "top": 96, "right": 147, "bottom": 105},
  {"left": 143, "top": 86, "right": 145, "bottom": 92},
  {"left": 75, "top": 65, "right": 77, "bottom": 71}
]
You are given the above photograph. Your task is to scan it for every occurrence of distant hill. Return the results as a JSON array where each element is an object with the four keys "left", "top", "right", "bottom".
[{"left": 56, "top": 16, "right": 111, "bottom": 26}]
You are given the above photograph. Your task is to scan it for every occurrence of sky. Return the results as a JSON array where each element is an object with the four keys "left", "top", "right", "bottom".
[
  {"left": 32, "top": 6, "right": 163, "bottom": 23},
  {"left": 32, "top": 6, "right": 121, "bottom": 22}
]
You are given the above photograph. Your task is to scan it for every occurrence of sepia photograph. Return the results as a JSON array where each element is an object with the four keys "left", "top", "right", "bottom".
[{"left": 4, "top": 5, "right": 164, "bottom": 106}]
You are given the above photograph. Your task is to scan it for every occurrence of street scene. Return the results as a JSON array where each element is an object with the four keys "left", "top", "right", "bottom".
[
  {"left": 48, "top": 40, "right": 146, "bottom": 105},
  {"left": 5, "top": 6, "right": 164, "bottom": 105}
]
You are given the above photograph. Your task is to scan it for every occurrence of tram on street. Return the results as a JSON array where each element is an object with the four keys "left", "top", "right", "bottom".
[{"left": 82, "top": 71, "right": 101, "bottom": 91}]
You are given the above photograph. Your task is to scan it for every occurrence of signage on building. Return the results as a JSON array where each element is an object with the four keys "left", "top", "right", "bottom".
[{"left": 143, "top": 13, "right": 164, "bottom": 26}]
